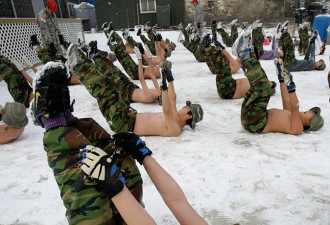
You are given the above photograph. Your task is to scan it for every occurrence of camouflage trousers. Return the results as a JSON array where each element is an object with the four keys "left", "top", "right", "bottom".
[
  {"left": 74, "top": 55, "right": 137, "bottom": 133},
  {"left": 127, "top": 36, "right": 148, "bottom": 66},
  {"left": 94, "top": 49, "right": 139, "bottom": 105},
  {"left": 109, "top": 42, "right": 139, "bottom": 80},
  {"left": 43, "top": 117, "right": 142, "bottom": 224},
  {"left": 37, "top": 42, "right": 70, "bottom": 64},
  {"left": 252, "top": 27, "right": 264, "bottom": 60},
  {"left": 206, "top": 47, "right": 236, "bottom": 99},
  {"left": 0, "top": 56, "right": 32, "bottom": 107},
  {"left": 279, "top": 32, "right": 296, "bottom": 67},
  {"left": 241, "top": 58, "right": 273, "bottom": 133},
  {"left": 140, "top": 34, "right": 156, "bottom": 55},
  {"left": 218, "top": 26, "right": 238, "bottom": 47},
  {"left": 298, "top": 28, "right": 309, "bottom": 56}
]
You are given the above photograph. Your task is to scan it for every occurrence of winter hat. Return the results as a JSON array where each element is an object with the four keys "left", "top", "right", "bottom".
[
  {"left": 170, "top": 42, "right": 176, "bottom": 50},
  {"left": 2, "top": 102, "right": 28, "bottom": 128},
  {"left": 186, "top": 101, "right": 203, "bottom": 129},
  {"left": 307, "top": 107, "right": 324, "bottom": 131},
  {"left": 317, "top": 59, "right": 326, "bottom": 71},
  {"left": 191, "top": 0, "right": 198, "bottom": 3},
  {"left": 46, "top": 0, "right": 58, "bottom": 13}
]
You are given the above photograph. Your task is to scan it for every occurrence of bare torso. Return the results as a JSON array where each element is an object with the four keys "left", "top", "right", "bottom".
[
  {"left": 134, "top": 113, "right": 181, "bottom": 137},
  {"left": 132, "top": 89, "right": 160, "bottom": 103},
  {"left": 262, "top": 108, "right": 303, "bottom": 135}
]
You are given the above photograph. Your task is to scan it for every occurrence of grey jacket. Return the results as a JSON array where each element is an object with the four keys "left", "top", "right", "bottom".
[
  {"left": 194, "top": 4, "right": 204, "bottom": 25},
  {"left": 37, "top": 8, "right": 63, "bottom": 55}
]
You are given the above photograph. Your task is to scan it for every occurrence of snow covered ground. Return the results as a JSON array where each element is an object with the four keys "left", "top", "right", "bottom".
[{"left": 0, "top": 29, "right": 329, "bottom": 225}]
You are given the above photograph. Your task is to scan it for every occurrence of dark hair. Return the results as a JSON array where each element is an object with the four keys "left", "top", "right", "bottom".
[{"left": 185, "top": 110, "right": 193, "bottom": 126}]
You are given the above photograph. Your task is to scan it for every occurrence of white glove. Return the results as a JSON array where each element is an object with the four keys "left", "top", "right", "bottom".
[
  {"left": 144, "top": 45, "right": 152, "bottom": 58},
  {"left": 81, "top": 145, "right": 110, "bottom": 181},
  {"left": 133, "top": 46, "right": 142, "bottom": 60}
]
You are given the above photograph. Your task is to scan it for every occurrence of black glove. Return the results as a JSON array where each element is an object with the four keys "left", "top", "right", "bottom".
[
  {"left": 160, "top": 69, "right": 168, "bottom": 91},
  {"left": 58, "top": 34, "right": 65, "bottom": 45},
  {"left": 81, "top": 145, "right": 125, "bottom": 199},
  {"left": 136, "top": 42, "right": 145, "bottom": 55},
  {"left": 214, "top": 40, "right": 225, "bottom": 51},
  {"left": 157, "top": 33, "right": 162, "bottom": 41},
  {"left": 113, "top": 132, "right": 152, "bottom": 165},
  {"left": 57, "top": 55, "right": 67, "bottom": 64},
  {"left": 197, "top": 23, "right": 201, "bottom": 29},
  {"left": 48, "top": 43, "right": 57, "bottom": 56},
  {"left": 165, "top": 69, "right": 174, "bottom": 82}
]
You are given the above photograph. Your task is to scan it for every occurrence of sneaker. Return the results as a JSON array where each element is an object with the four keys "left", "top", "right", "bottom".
[
  {"left": 276, "top": 23, "right": 282, "bottom": 33},
  {"left": 101, "top": 22, "right": 109, "bottom": 31},
  {"left": 107, "top": 30, "right": 117, "bottom": 46},
  {"left": 122, "top": 29, "right": 130, "bottom": 39},
  {"left": 23, "top": 56, "right": 34, "bottom": 68},
  {"left": 66, "top": 43, "right": 84, "bottom": 73},
  {"left": 281, "top": 21, "right": 289, "bottom": 33},
  {"left": 108, "top": 21, "right": 114, "bottom": 31},
  {"left": 251, "top": 20, "right": 260, "bottom": 29},
  {"left": 229, "top": 19, "right": 238, "bottom": 26},
  {"left": 217, "top": 22, "right": 223, "bottom": 30},
  {"left": 232, "top": 26, "right": 253, "bottom": 58},
  {"left": 30, "top": 61, "right": 72, "bottom": 127},
  {"left": 185, "top": 23, "right": 192, "bottom": 32},
  {"left": 88, "top": 41, "right": 100, "bottom": 60},
  {"left": 178, "top": 22, "right": 183, "bottom": 30},
  {"left": 198, "top": 32, "right": 211, "bottom": 51},
  {"left": 137, "top": 27, "right": 142, "bottom": 36},
  {"left": 144, "top": 21, "right": 150, "bottom": 30},
  {"left": 29, "top": 34, "right": 40, "bottom": 50},
  {"left": 242, "top": 22, "right": 249, "bottom": 29}
]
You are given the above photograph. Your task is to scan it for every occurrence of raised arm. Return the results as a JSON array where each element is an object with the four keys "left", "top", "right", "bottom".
[{"left": 112, "top": 133, "right": 208, "bottom": 225}]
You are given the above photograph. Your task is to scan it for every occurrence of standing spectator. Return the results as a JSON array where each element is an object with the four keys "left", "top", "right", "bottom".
[{"left": 191, "top": 0, "right": 204, "bottom": 36}]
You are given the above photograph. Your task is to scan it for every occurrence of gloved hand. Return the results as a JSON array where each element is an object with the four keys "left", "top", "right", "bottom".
[
  {"left": 157, "top": 33, "right": 162, "bottom": 41},
  {"left": 133, "top": 46, "right": 142, "bottom": 60},
  {"left": 281, "top": 65, "right": 296, "bottom": 93},
  {"left": 81, "top": 145, "right": 125, "bottom": 199},
  {"left": 112, "top": 132, "right": 152, "bottom": 165},
  {"left": 58, "top": 34, "right": 65, "bottom": 45},
  {"left": 160, "top": 69, "right": 168, "bottom": 91},
  {"left": 274, "top": 58, "right": 284, "bottom": 83},
  {"left": 136, "top": 42, "right": 145, "bottom": 55},
  {"left": 165, "top": 69, "right": 174, "bottom": 82},
  {"left": 144, "top": 45, "right": 152, "bottom": 58},
  {"left": 214, "top": 40, "right": 225, "bottom": 51},
  {"left": 49, "top": 43, "right": 57, "bottom": 56}
]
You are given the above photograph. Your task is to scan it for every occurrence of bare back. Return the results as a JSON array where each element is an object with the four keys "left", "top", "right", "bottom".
[{"left": 134, "top": 113, "right": 181, "bottom": 136}]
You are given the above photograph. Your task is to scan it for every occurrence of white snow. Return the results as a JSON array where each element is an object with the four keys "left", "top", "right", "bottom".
[{"left": 0, "top": 29, "right": 329, "bottom": 225}]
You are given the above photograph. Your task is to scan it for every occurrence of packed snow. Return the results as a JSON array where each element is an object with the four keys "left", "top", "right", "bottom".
[{"left": 0, "top": 29, "right": 329, "bottom": 225}]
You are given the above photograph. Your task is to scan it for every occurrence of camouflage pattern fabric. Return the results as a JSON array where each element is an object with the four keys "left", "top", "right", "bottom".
[
  {"left": 43, "top": 117, "right": 142, "bottom": 224},
  {"left": 140, "top": 34, "right": 156, "bottom": 55},
  {"left": 74, "top": 56, "right": 137, "bottom": 133},
  {"left": 298, "top": 27, "right": 309, "bottom": 55},
  {"left": 95, "top": 49, "right": 139, "bottom": 105},
  {"left": 252, "top": 27, "right": 264, "bottom": 60},
  {"left": 180, "top": 28, "right": 194, "bottom": 52},
  {"left": 205, "top": 47, "right": 236, "bottom": 99},
  {"left": 279, "top": 32, "right": 296, "bottom": 67},
  {"left": 126, "top": 36, "right": 148, "bottom": 66},
  {"left": 109, "top": 42, "right": 139, "bottom": 80},
  {"left": 36, "top": 8, "right": 63, "bottom": 56},
  {"left": 241, "top": 58, "right": 273, "bottom": 133},
  {"left": 218, "top": 26, "right": 237, "bottom": 47},
  {"left": 147, "top": 30, "right": 155, "bottom": 43},
  {"left": 37, "top": 48, "right": 56, "bottom": 64},
  {"left": 0, "top": 56, "right": 32, "bottom": 107},
  {"left": 192, "top": 39, "right": 208, "bottom": 62}
]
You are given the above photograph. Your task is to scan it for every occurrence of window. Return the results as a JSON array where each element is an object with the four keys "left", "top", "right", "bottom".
[
  {"left": 66, "top": 2, "right": 76, "bottom": 18},
  {"left": 139, "top": 0, "right": 156, "bottom": 13}
]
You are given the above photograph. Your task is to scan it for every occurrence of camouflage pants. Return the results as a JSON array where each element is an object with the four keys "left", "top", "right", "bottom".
[
  {"left": 37, "top": 42, "right": 70, "bottom": 64},
  {"left": 43, "top": 117, "right": 142, "bottom": 224},
  {"left": 180, "top": 28, "right": 194, "bottom": 52},
  {"left": 0, "top": 56, "right": 32, "bottom": 107},
  {"left": 298, "top": 28, "right": 309, "bottom": 55},
  {"left": 140, "top": 34, "right": 156, "bottom": 55},
  {"left": 206, "top": 47, "right": 236, "bottom": 99},
  {"left": 74, "top": 54, "right": 137, "bottom": 133},
  {"left": 241, "top": 58, "right": 273, "bottom": 133},
  {"left": 109, "top": 42, "right": 139, "bottom": 80},
  {"left": 127, "top": 36, "right": 148, "bottom": 66},
  {"left": 95, "top": 49, "right": 139, "bottom": 105},
  {"left": 252, "top": 27, "right": 264, "bottom": 60},
  {"left": 279, "top": 32, "right": 296, "bottom": 67},
  {"left": 218, "top": 26, "right": 238, "bottom": 47}
]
